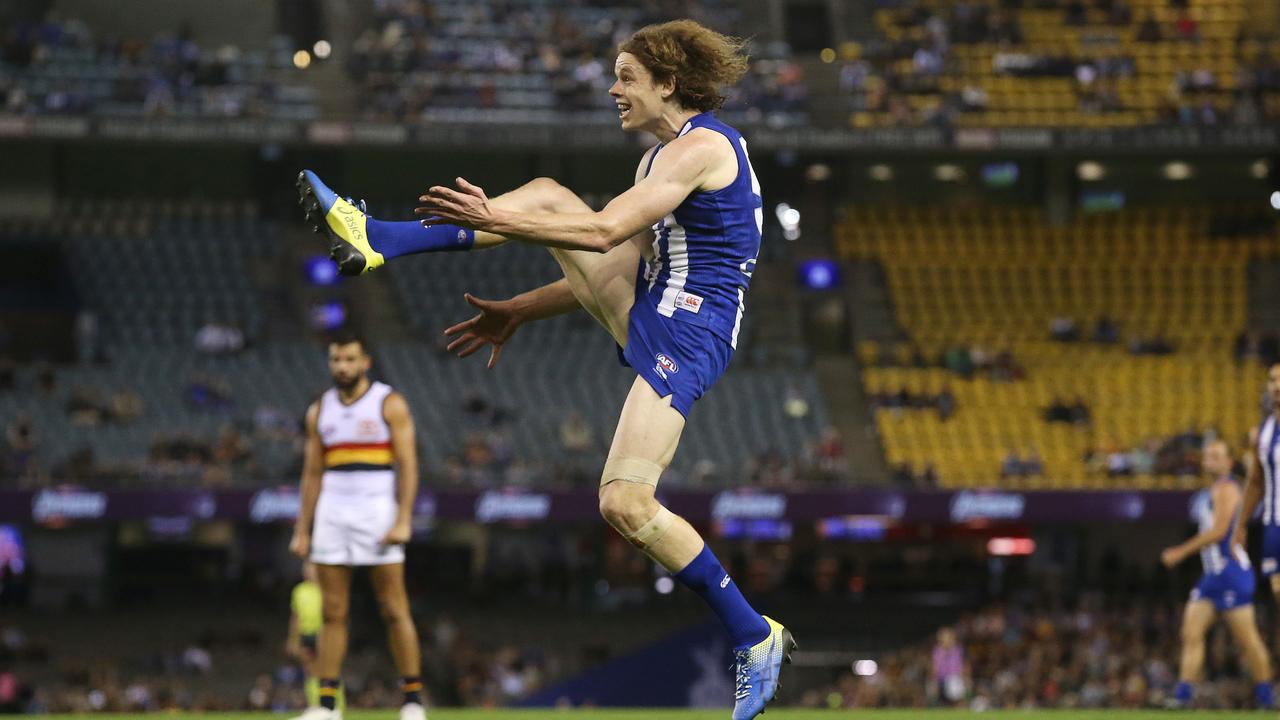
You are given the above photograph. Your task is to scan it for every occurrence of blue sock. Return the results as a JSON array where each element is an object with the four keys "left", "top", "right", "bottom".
[
  {"left": 674, "top": 544, "right": 770, "bottom": 650},
  {"left": 1174, "top": 680, "right": 1193, "bottom": 705},
  {"left": 1256, "top": 682, "right": 1273, "bottom": 708},
  {"left": 365, "top": 218, "right": 475, "bottom": 259}
]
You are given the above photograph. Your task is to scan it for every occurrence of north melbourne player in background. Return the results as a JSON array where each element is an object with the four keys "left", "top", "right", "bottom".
[
  {"left": 297, "top": 19, "right": 792, "bottom": 719},
  {"left": 1238, "top": 363, "right": 1280, "bottom": 599},
  {"left": 1162, "top": 440, "right": 1272, "bottom": 709},
  {"left": 289, "top": 336, "right": 425, "bottom": 720}
]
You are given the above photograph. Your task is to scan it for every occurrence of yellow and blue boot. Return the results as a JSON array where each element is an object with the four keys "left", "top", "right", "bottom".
[
  {"left": 732, "top": 616, "right": 797, "bottom": 719},
  {"left": 296, "top": 169, "right": 383, "bottom": 276}
]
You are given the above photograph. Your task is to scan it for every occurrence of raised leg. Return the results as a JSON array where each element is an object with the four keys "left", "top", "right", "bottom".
[{"left": 481, "top": 177, "right": 639, "bottom": 345}]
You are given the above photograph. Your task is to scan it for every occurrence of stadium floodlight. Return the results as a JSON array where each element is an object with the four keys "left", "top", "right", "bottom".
[
  {"left": 1076, "top": 161, "right": 1106, "bottom": 181},
  {"left": 853, "top": 660, "right": 878, "bottom": 676},
  {"left": 775, "top": 203, "right": 801, "bottom": 241},
  {"left": 654, "top": 577, "right": 675, "bottom": 595},
  {"left": 293, "top": 50, "right": 312, "bottom": 70},
  {"left": 1271, "top": 191, "right": 1280, "bottom": 211},
  {"left": 868, "top": 164, "right": 894, "bottom": 182},
  {"left": 1162, "top": 161, "right": 1192, "bottom": 180},
  {"left": 313, "top": 40, "right": 332, "bottom": 59}
]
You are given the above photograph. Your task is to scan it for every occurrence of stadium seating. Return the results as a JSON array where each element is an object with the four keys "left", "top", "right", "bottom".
[
  {"left": 350, "top": 0, "right": 808, "bottom": 126},
  {"left": 0, "top": 21, "right": 316, "bottom": 119},
  {"left": 844, "top": 0, "right": 1280, "bottom": 128},
  {"left": 838, "top": 204, "right": 1280, "bottom": 487},
  {"left": 0, "top": 199, "right": 829, "bottom": 486}
]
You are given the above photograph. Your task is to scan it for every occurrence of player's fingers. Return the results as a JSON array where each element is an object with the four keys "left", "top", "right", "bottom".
[
  {"left": 464, "top": 293, "right": 496, "bottom": 310},
  {"left": 487, "top": 343, "right": 504, "bottom": 370},
  {"left": 427, "top": 186, "right": 467, "bottom": 205},
  {"left": 456, "top": 177, "right": 486, "bottom": 199},
  {"left": 445, "top": 332, "right": 478, "bottom": 353},
  {"left": 458, "top": 337, "right": 489, "bottom": 358},
  {"left": 444, "top": 314, "right": 480, "bottom": 337}
]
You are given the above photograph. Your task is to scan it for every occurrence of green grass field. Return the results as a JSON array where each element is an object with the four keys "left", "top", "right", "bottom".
[{"left": 37, "top": 707, "right": 1269, "bottom": 712}]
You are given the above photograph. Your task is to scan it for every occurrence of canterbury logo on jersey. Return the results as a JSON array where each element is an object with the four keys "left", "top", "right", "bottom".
[{"left": 324, "top": 441, "right": 393, "bottom": 469}]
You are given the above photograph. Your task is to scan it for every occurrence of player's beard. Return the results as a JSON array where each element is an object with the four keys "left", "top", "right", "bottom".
[{"left": 333, "top": 372, "right": 362, "bottom": 392}]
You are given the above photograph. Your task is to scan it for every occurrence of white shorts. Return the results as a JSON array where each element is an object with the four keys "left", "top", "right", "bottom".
[{"left": 310, "top": 472, "right": 404, "bottom": 566}]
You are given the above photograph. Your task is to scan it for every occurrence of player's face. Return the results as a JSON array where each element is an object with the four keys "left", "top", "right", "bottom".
[
  {"left": 1270, "top": 364, "right": 1280, "bottom": 408},
  {"left": 1202, "top": 442, "right": 1231, "bottom": 477},
  {"left": 610, "top": 53, "right": 670, "bottom": 132},
  {"left": 328, "top": 342, "right": 370, "bottom": 391}
]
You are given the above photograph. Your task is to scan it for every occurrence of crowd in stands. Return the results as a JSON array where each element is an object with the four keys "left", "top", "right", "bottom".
[
  {"left": 436, "top": 392, "right": 847, "bottom": 489},
  {"left": 869, "top": 342, "right": 1025, "bottom": 383},
  {"left": 0, "top": 611, "right": 556, "bottom": 713},
  {"left": 0, "top": 370, "right": 843, "bottom": 490},
  {"left": 810, "top": 595, "right": 1264, "bottom": 710},
  {"left": 0, "top": 16, "right": 312, "bottom": 119},
  {"left": 348, "top": 0, "right": 807, "bottom": 124},
  {"left": 1085, "top": 426, "right": 1223, "bottom": 478},
  {"left": 839, "top": 0, "right": 1280, "bottom": 128}
]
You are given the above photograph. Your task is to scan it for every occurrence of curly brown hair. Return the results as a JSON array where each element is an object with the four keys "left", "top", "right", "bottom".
[{"left": 618, "top": 20, "right": 749, "bottom": 112}]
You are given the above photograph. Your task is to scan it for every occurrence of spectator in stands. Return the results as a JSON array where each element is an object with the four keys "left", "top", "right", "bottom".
[
  {"left": 1174, "top": 10, "right": 1199, "bottom": 42},
  {"left": 1136, "top": 12, "right": 1162, "bottom": 42},
  {"left": 1092, "top": 315, "right": 1120, "bottom": 344},
  {"left": 1002, "top": 449, "right": 1025, "bottom": 479},
  {"left": 1050, "top": 316, "right": 1079, "bottom": 342},
  {"left": 66, "top": 385, "right": 107, "bottom": 426},
  {"left": 35, "top": 365, "right": 55, "bottom": 397},
  {"left": 936, "top": 389, "right": 956, "bottom": 422},
  {"left": 194, "top": 321, "right": 245, "bottom": 355},
  {"left": 186, "top": 373, "right": 233, "bottom": 413},
  {"left": 2, "top": 414, "right": 39, "bottom": 482},
  {"left": 109, "top": 389, "right": 144, "bottom": 425},
  {"left": 918, "top": 464, "right": 939, "bottom": 487},
  {"left": 1064, "top": 1, "right": 1088, "bottom": 27},
  {"left": 558, "top": 411, "right": 594, "bottom": 456},
  {"left": 930, "top": 627, "right": 967, "bottom": 707}
]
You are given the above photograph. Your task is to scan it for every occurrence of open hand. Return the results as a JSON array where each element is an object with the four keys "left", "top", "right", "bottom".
[
  {"left": 443, "top": 293, "right": 524, "bottom": 369},
  {"left": 415, "top": 177, "right": 494, "bottom": 230}
]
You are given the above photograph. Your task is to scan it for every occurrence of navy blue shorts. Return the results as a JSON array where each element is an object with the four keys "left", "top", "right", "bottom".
[
  {"left": 1262, "top": 525, "right": 1280, "bottom": 576},
  {"left": 1191, "top": 562, "right": 1256, "bottom": 611},
  {"left": 617, "top": 298, "right": 732, "bottom": 417}
]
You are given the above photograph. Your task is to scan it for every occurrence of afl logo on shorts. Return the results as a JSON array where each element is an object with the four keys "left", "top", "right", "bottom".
[{"left": 655, "top": 353, "right": 679, "bottom": 375}]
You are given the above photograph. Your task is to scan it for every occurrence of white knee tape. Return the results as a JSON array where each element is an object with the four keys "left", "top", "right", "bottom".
[
  {"left": 625, "top": 506, "right": 674, "bottom": 550},
  {"left": 600, "top": 456, "right": 664, "bottom": 487}
]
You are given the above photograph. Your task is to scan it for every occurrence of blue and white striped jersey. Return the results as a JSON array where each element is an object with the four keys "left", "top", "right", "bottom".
[
  {"left": 1259, "top": 415, "right": 1280, "bottom": 526},
  {"left": 639, "top": 111, "right": 762, "bottom": 349},
  {"left": 1194, "top": 478, "right": 1245, "bottom": 575}
]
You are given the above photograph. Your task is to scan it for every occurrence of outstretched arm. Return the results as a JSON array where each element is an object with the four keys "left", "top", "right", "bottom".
[
  {"left": 443, "top": 278, "right": 581, "bottom": 369},
  {"left": 416, "top": 131, "right": 728, "bottom": 253}
]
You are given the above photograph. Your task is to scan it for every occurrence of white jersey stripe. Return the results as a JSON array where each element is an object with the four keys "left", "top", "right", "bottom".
[
  {"left": 1261, "top": 416, "right": 1278, "bottom": 525},
  {"left": 730, "top": 288, "right": 745, "bottom": 349},
  {"left": 656, "top": 215, "right": 689, "bottom": 317}
]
